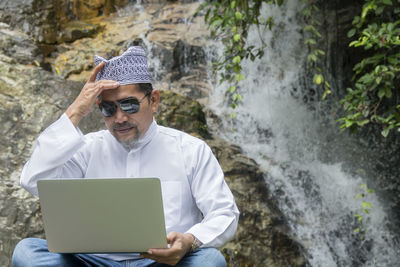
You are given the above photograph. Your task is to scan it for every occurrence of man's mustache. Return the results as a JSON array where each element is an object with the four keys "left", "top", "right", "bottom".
[{"left": 112, "top": 122, "right": 137, "bottom": 131}]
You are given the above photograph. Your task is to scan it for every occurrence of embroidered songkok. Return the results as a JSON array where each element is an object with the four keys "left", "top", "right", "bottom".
[{"left": 94, "top": 46, "right": 152, "bottom": 84}]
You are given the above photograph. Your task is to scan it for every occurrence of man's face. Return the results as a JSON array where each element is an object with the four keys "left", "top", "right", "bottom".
[{"left": 99, "top": 84, "right": 159, "bottom": 146}]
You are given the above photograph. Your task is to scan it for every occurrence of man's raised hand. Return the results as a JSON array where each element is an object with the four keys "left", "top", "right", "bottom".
[{"left": 66, "top": 62, "right": 120, "bottom": 126}]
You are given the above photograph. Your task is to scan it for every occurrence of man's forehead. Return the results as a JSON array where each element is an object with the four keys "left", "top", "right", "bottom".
[{"left": 100, "top": 83, "right": 141, "bottom": 100}]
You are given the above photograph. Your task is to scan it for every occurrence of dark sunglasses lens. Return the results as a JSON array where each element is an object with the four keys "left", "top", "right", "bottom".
[
  {"left": 100, "top": 101, "right": 117, "bottom": 117},
  {"left": 119, "top": 98, "right": 140, "bottom": 114}
]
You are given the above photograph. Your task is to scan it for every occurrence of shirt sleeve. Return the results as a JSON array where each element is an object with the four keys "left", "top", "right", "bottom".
[
  {"left": 20, "top": 113, "right": 87, "bottom": 196},
  {"left": 184, "top": 140, "right": 240, "bottom": 247}
]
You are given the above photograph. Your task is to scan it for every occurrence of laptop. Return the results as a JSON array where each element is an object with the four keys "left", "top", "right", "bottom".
[{"left": 37, "top": 178, "right": 168, "bottom": 253}]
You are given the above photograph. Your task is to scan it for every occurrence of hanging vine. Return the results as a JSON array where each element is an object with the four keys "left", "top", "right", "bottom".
[
  {"left": 301, "top": 0, "right": 331, "bottom": 100},
  {"left": 196, "top": 0, "right": 284, "bottom": 116}
]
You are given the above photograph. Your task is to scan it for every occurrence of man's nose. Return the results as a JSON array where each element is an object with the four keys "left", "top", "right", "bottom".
[{"left": 113, "top": 107, "right": 129, "bottom": 123}]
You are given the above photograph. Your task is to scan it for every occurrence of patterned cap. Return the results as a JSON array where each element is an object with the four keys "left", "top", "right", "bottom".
[{"left": 94, "top": 46, "right": 152, "bottom": 84}]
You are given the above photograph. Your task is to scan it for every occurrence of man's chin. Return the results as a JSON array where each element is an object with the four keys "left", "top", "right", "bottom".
[{"left": 115, "top": 135, "right": 139, "bottom": 149}]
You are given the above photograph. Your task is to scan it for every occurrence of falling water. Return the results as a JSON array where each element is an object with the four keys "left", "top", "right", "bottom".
[{"left": 206, "top": 1, "right": 400, "bottom": 266}]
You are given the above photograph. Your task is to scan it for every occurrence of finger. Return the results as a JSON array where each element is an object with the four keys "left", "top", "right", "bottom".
[
  {"left": 147, "top": 247, "right": 176, "bottom": 258},
  {"left": 93, "top": 80, "right": 120, "bottom": 95},
  {"left": 96, "top": 80, "right": 120, "bottom": 86},
  {"left": 167, "top": 231, "right": 178, "bottom": 244},
  {"left": 88, "top": 61, "right": 105, "bottom": 83}
]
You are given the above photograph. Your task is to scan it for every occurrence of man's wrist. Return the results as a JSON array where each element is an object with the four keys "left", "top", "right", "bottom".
[
  {"left": 188, "top": 234, "right": 202, "bottom": 253},
  {"left": 66, "top": 106, "right": 83, "bottom": 127}
]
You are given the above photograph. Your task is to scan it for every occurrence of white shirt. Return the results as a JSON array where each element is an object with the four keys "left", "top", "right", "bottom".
[{"left": 20, "top": 113, "right": 239, "bottom": 261}]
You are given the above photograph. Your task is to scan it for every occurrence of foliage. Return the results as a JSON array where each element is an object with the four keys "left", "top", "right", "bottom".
[
  {"left": 339, "top": 0, "right": 400, "bottom": 137},
  {"left": 354, "top": 183, "right": 375, "bottom": 240},
  {"left": 300, "top": 0, "right": 331, "bottom": 100},
  {"left": 196, "top": 0, "right": 284, "bottom": 115}
]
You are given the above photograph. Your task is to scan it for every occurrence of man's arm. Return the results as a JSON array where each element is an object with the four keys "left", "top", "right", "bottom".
[
  {"left": 141, "top": 140, "right": 239, "bottom": 265},
  {"left": 21, "top": 62, "right": 120, "bottom": 196},
  {"left": 185, "top": 141, "right": 239, "bottom": 247}
]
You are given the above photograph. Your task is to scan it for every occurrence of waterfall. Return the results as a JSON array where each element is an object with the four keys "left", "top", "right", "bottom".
[{"left": 206, "top": 1, "right": 400, "bottom": 266}]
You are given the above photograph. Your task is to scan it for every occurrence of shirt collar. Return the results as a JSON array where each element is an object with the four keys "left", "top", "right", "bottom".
[{"left": 133, "top": 119, "right": 157, "bottom": 151}]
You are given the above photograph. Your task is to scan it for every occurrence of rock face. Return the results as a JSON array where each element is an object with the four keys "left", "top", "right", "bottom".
[{"left": 0, "top": 1, "right": 307, "bottom": 266}]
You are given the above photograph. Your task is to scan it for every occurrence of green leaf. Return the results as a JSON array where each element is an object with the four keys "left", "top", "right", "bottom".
[
  {"left": 307, "top": 54, "right": 318, "bottom": 62},
  {"left": 378, "top": 89, "right": 385, "bottom": 99},
  {"left": 348, "top": 28, "right": 356, "bottom": 38},
  {"left": 322, "top": 89, "right": 331, "bottom": 100},
  {"left": 232, "top": 56, "right": 241, "bottom": 64},
  {"left": 210, "top": 18, "right": 223, "bottom": 29},
  {"left": 364, "top": 201, "right": 373, "bottom": 208},
  {"left": 305, "top": 38, "right": 317, "bottom": 45},
  {"left": 385, "top": 88, "right": 392, "bottom": 98},
  {"left": 349, "top": 40, "right": 360, "bottom": 47},
  {"left": 233, "top": 34, "right": 241, "bottom": 42},
  {"left": 354, "top": 228, "right": 360, "bottom": 233},
  {"left": 235, "top": 11, "right": 243, "bottom": 20},
  {"left": 230, "top": 1, "right": 236, "bottom": 9},
  {"left": 352, "top": 16, "right": 360, "bottom": 25},
  {"left": 382, "top": 0, "right": 393, "bottom": 5},
  {"left": 358, "top": 119, "right": 370, "bottom": 126},
  {"left": 382, "top": 127, "right": 390, "bottom": 137},
  {"left": 345, "top": 119, "right": 354, "bottom": 128},
  {"left": 232, "top": 26, "right": 237, "bottom": 33},
  {"left": 313, "top": 74, "right": 324, "bottom": 85}
]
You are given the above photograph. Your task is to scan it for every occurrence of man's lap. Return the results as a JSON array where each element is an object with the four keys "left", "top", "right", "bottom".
[{"left": 12, "top": 238, "right": 226, "bottom": 267}]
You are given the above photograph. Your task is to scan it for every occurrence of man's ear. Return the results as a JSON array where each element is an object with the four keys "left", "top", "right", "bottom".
[
  {"left": 96, "top": 98, "right": 100, "bottom": 106},
  {"left": 150, "top": 90, "right": 160, "bottom": 113}
]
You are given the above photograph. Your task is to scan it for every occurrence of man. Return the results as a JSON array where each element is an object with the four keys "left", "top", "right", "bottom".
[{"left": 12, "top": 46, "right": 239, "bottom": 267}]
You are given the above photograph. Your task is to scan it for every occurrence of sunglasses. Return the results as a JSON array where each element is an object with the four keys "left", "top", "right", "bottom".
[{"left": 99, "top": 93, "right": 150, "bottom": 117}]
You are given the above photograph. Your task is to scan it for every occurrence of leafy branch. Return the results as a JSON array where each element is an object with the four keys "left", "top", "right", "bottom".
[
  {"left": 301, "top": 0, "right": 331, "bottom": 100},
  {"left": 338, "top": 0, "right": 400, "bottom": 137},
  {"left": 354, "top": 183, "right": 375, "bottom": 240},
  {"left": 197, "top": 0, "right": 283, "bottom": 116}
]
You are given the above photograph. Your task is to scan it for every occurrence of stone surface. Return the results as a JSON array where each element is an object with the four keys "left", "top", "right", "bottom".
[
  {"left": 57, "top": 21, "right": 103, "bottom": 43},
  {"left": 0, "top": 0, "right": 129, "bottom": 44},
  {"left": 0, "top": 23, "right": 43, "bottom": 65}
]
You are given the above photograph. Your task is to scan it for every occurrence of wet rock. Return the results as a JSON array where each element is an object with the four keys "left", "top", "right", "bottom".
[
  {"left": 0, "top": 0, "right": 59, "bottom": 44},
  {"left": 72, "top": 0, "right": 129, "bottom": 19},
  {"left": 0, "top": 0, "right": 128, "bottom": 44},
  {"left": 57, "top": 21, "right": 102, "bottom": 43},
  {"left": 0, "top": 23, "right": 43, "bottom": 64}
]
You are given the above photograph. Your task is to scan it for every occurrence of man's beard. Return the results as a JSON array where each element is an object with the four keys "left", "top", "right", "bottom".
[{"left": 112, "top": 122, "right": 140, "bottom": 150}]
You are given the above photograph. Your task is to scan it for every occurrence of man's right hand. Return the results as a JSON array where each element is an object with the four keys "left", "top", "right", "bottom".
[{"left": 66, "top": 61, "right": 120, "bottom": 127}]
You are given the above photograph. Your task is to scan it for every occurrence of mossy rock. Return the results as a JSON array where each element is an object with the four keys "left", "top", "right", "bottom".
[{"left": 155, "top": 90, "right": 211, "bottom": 139}]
